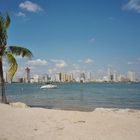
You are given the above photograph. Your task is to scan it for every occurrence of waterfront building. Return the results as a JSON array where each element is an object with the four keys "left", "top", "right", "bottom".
[
  {"left": 25, "top": 67, "right": 30, "bottom": 83},
  {"left": 57, "top": 73, "right": 74, "bottom": 82},
  {"left": 80, "top": 73, "right": 86, "bottom": 83},
  {"left": 127, "top": 71, "right": 136, "bottom": 82},
  {"left": 86, "top": 72, "right": 92, "bottom": 82},
  {"left": 117, "top": 74, "right": 127, "bottom": 82},
  {"left": 113, "top": 71, "right": 117, "bottom": 82},
  {"left": 18, "top": 78, "right": 24, "bottom": 83},
  {"left": 107, "top": 67, "right": 111, "bottom": 81},
  {"left": 30, "top": 74, "right": 39, "bottom": 83},
  {"left": 55, "top": 73, "right": 60, "bottom": 82}
]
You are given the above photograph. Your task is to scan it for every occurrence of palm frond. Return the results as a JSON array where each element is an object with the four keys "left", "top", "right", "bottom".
[
  {"left": 9, "top": 46, "right": 33, "bottom": 59},
  {"left": 5, "top": 51, "right": 18, "bottom": 83},
  {"left": 4, "top": 14, "right": 10, "bottom": 29}
]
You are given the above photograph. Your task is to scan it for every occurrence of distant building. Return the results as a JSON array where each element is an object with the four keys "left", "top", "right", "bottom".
[
  {"left": 18, "top": 78, "right": 24, "bottom": 83},
  {"left": 127, "top": 71, "right": 136, "bottom": 82},
  {"left": 80, "top": 73, "right": 86, "bottom": 83},
  {"left": 107, "top": 68, "right": 118, "bottom": 82},
  {"left": 117, "top": 74, "right": 128, "bottom": 82},
  {"left": 113, "top": 71, "right": 117, "bottom": 82},
  {"left": 57, "top": 73, "right": 74, "bottom": 82},
  {"left": 30, "top": 74, "right": 39, "bottom": 83},
  {"left": 86, "top": 72, "right": 92, "bottom": 82},
  {"left": 55, "top": 73, "right": 60, "bottom": 82},
  {"left": 25, "top": 67, "right": 30, "bottom": 83},
  {"left": 107, "top": 67, "right": 111, "bottom": 81}
]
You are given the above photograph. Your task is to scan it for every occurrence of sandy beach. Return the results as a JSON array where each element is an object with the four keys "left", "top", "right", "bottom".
[{"left": 0, "top": 102, "right": 140, "bottom": 140}]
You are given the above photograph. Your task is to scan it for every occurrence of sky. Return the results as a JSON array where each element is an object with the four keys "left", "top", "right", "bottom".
[{"left": 0, "top": 0, "right": 140, "bottom": 79}]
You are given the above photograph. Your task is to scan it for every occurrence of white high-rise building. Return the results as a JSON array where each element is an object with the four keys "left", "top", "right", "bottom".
[
  {"left": 55, "top": 73, "right": 60, "bottom": 82},
  {"left": 107, "top": 67, "right": 112, "bottom": 81},
  {"left": 86, "top": 72, "right": 92, "bottom": 82},
  {"left": 113, "top": 71, "right": 117, "bottom": 82},
  {"left": 127, "top": 71, "right": 136, "bottom": 82}
]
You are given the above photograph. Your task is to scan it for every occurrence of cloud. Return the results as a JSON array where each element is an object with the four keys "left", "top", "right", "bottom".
[
  {"left": 28, "top": 59, "right": 48, "bottom": 66},
  {"left": 89, "top": 37, "right": 95, "bottom": 43},
  {"left": 19, "top": 1, "right": 43, "bottom": 13},
  {"left": 15, "top": 12, "right": 26, "bottom": 17},
  {"left": 84, "top": 58, "right": 94, "bottom": 64},
  {"left": 51, "top": 59, "right": 67, "bottom": 68},
  {"left": 123, "top": 0, "right": 140, "bottom": 13},
  {"left": 127, "top": 61, "right": 134, "bottom": 65}
]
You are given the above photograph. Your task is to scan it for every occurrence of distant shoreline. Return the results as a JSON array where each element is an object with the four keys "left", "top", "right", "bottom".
[{"left": 6, "top": 81, "right": 140, "bottom": 84}]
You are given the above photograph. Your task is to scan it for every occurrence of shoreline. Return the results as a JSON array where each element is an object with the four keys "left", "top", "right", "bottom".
[
  {"left": 9, "top": 101, "right": 140, "bottom": 112},
  {"left": 29, "top": 105, "right": 140, "bottom": 113},
  {"left": 0, "top": 102, "right": 140, "bottom": 140}
]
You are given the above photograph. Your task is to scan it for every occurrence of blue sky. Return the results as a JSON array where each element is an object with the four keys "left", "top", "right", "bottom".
[{"left": 0, "top": 0, "right": 140, "bottom": 79}]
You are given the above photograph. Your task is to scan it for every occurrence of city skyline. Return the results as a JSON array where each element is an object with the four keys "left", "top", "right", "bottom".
[
  {"left": 9, "top": 66, "right": 137, "bottom": 83},
  {"left": 1, "top": 0, "right": 140, "bottom": 79}
]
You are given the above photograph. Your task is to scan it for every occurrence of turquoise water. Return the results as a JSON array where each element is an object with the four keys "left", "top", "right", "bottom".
[{"left": 4, "top": 82, "right": 140, "bottom": 111}]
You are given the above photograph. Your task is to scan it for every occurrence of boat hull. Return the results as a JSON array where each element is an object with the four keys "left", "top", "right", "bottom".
[{"left": 40, "top": 84, "right": 57, "bottom": 89}]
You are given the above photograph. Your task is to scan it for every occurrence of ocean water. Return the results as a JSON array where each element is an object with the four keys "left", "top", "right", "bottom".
[{"left": 4, "top": 82, "right": 140, "bottom": 111}]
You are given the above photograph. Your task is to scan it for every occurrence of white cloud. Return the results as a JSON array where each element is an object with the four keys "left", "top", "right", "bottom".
[
  {"left": 51, "top": 59, "right": 67, "bottom": 68},
  {"left": 19, "top": 1, "right": 43, "bottom": 13},
  {"left": 123, "top": 0, "right": 140, "bottom": 13},
  {"left": 15, "top": 12, "right": 26, "bottom": 17},
  {"left": 89, "top": 37, "right": 95, "bottom": 43},
  {"left": 84, "top": 58, "right": 94, "bottom": 64},
  {"left": 127, "top": 61, "right": 134, "bottom": 65},
  {"left": 28, "top": 59, "right": 48, "bottom": 66}
]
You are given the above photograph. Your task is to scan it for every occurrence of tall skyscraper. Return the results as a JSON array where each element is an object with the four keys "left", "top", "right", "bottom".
[
  {"left": 107, "top": 67, "right": 111, "bottom": 81},
  {"left": 25, "top": 67, "right": 30, "bottom": 83},
  {"left": 113, "top": 71, "right": 117, "bottom": 82},
  {"left": 80, "top": 73, "right": 86, "bottom": 83}
]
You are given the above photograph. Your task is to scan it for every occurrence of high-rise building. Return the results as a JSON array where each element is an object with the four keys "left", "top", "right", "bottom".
[
  {"left": 30, "top": 74, "right": 39, "bottom": 83},
  {"left": 25, "top": 67, "right": 30, "bottom": 83},
  {"left": 107, "top": 67, "right": 112, "bottom": 81},
  {"left": 55, "top": 73, "right": 60, "bottom": 82},
  {"left": 80, "top": 73, "right": 86, "bottom": 83},
  {"left": 58, "top": 73, "right": 74, "bottom": 82},
  {"left": 127, "top": 71, "right": 136, "bottom": 82},
  {"left": 87, "top": 72, "right": 92, "bottom": 82},
  {"left": 113, "top": 71, "right": 117, "bottom": 82}
]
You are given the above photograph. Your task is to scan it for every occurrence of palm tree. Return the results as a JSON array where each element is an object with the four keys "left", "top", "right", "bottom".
[{"left": 0, "top": 13, "right": 33, "bottom": 103}]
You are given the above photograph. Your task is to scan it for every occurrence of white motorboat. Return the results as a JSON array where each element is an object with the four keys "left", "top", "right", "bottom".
[{"left": 40, "top": 84, "right": 57, "bottom": 89}]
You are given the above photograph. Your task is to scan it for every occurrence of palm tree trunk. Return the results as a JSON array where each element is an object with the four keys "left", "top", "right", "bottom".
[{"left": 0, "top": 58, "right": 8, "bottom": 103}]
